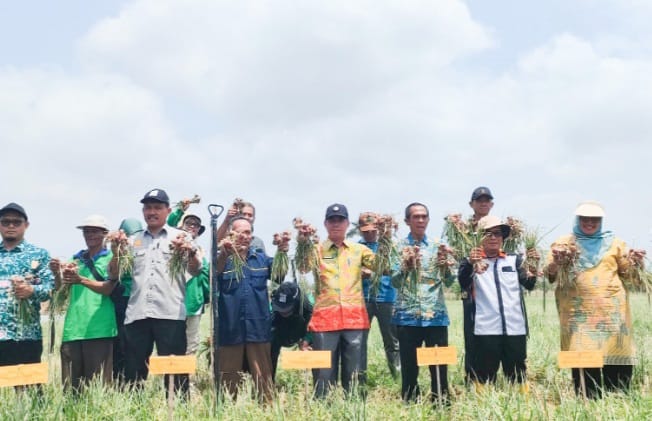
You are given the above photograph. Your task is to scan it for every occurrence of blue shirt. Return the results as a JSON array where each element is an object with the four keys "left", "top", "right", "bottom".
[
  {"left": 0, "top": 240, "right": 54, "bottom": 341},
  {"left": 390, "top": 234, "right": 453, "bottom": 327},
  {"left": 217, "top": 248, "right": 273, "bottom": 346},
  {"left": 359, "top": 240, "right": 397, "bottom": 303}
]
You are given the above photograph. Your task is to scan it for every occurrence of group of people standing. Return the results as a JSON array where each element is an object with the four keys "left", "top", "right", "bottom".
[{"left": 0, "top": 185, "right": 646, "bottom": 404}]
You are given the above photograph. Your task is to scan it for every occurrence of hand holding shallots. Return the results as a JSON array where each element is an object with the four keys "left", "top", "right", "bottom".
[
  {"left": 469, "top": 247, "right": 489, "bottom": 274},
  {"left": 293, "top": 218, "right": 320, "bottom": 275},
  {"left": 547, "top": 242, "right": 580, "bottom": 288},
  {"left": 435, "top": 244, "right": 456, "bottom": 278},
  {"left": 168, "top": 233, "right": 195, "bottom": 281},
  {"left": 105, "top": 230, "right": 133, "bottom": 278},
  {"left": 218, "top": 230, "right": 249, "bottom": 281}
]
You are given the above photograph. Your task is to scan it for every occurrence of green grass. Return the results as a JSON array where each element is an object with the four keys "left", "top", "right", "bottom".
[{"left": 1, "top": 292, "right": 651, "bottom": 420}]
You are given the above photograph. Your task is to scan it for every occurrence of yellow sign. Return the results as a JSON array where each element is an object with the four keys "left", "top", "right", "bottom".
[
  {"left": 280, "top": 350, "right": 331, "bottom": 370},
  {"left": 416, "top": 346, "right": 457, "bottom": 366},
  {"left": 0, "top": 363, "right": 48, "bottom": 387},
  {"left": 148, "top": 355, "right": 197, "bottom": 375},
  {"left": 558, "top": 351, "right": 604, "bottom": 369}
]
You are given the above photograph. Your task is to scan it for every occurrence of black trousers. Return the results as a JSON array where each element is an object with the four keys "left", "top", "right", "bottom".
[
  {"left": 361, "top": 301, "right": 400, "bottom": 379},
  {"left": 112, "top": 295, "right": 129, "bottom": 382},
  {"left": 125, "top": 318, "right": 188, "bottom": 398},
  {"left": 471, "top": 335, "right": 526, "bottom": 384},
  {"left": 572, "top": 365, "right": 633, "bottom": 399},
  {"left": 462, "top": 296, "right": 474, "bottom": 380},
  {"left": 0, "top": 340, "right": 42, "bottom": 366},
  {"left": 311, "top": 330, "right": 365, "bottom": 398},
  {"left": 397, "top": 325, "right": 448, "bottom": 402}
]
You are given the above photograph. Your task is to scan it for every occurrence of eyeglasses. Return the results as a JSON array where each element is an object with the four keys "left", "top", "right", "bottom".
[
  {"left": 0, "top": 218, "right": 25, "bottom": 227},
  {"left": 184, "top": 221, "right": 201, "bottom": 228},
  {"left": 484, "top": 230, "right": 503, "bottom": 238}
]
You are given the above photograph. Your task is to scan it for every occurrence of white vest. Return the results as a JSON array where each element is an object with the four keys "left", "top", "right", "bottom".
[{"left": 473, "top": 255, "right": 527, "bottom": 336}]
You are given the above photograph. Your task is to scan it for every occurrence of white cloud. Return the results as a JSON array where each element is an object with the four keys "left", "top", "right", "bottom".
[{"left": 1, "top": 0, "right": 651, "bottom": 257}]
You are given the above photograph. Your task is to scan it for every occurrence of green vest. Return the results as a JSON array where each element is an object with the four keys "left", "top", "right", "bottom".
[{"left": 62, "top": 250, "right": 117, "bottom": 342}]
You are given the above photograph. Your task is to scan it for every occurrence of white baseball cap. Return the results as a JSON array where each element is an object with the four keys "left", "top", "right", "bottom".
[
  {"left": 76, "top": 214, "right": 110, "bottom": 231},
  {"left": 574, "top": 201, "right": 605, "bottom": 218}
]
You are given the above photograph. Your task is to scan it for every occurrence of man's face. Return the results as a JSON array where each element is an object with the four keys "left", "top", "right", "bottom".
[
  {"left": 182, "top": 216, "right": 202, "bottom": 239},
  {"left": 82, "top": 227, "right": 108, "bottom": 249},
  {"left": 241, "top": 206, "right": 255, "bottom": 223},
  {"left": 482, "top": 227, "right": 504, "bottom": 256},
  {"left": 361, "top": 229, "right": 378, "bottom": 243},
  {"left": 142, "top": 202, "right": 171, "bottom": 230},
  {"left": 405, "top": 205, "right": 429, "bottom": 238},
  {"left": 0, "top": 211, "right": 29, "bottom": 243},
  {"left": 470, "top": 196, "right": 493, "bottom": 218},
  {"left": 231, "top": 219, "right": 252, "bottom": 248},
  {"left": 325, "top": 216, "right": 349, "bottom": 242}
]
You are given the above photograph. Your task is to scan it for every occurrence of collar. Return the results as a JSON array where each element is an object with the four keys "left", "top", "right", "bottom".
[
  {"left": 0, "top": 240, "right": 26, "bottom": 252},
  {"left": 74, "top": 248, "right": 110, "bottom": 260},
  {"left": 324, "top": 239, "right": 351, "bottom": 250},
  {"left": 358, "top": 240, "right": 378, "bottom": 247},
  {"left": 407, "top": 232, "right": 428, "bottom": 246},
  {"left": 481, "top": 249, "right": 506, "bottom": 259},
  {"left": 144, "top": 225, "right": 169, "bottom": 239}
]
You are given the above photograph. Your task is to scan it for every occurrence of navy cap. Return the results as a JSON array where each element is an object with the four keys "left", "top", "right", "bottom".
[
  {"left": 272, "top": 282, "right": 300, "bottom": 313},
  {"left": 0, "top": 202, "right": 28, "bottom": 221},
  {"left": 471, "top": 186, "right": 493, "bottom": 201},
  {"left": 140, "top": 188, "right": 170, "bottom": 205},
  {"left": 325, "top": 203, "right": 349, "bottom": 220}
]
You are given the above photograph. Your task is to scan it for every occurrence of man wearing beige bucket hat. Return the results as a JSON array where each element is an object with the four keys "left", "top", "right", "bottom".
[
  {"left": 458, "top": 215, "right": 537, "bottom": 391},
  {"left": 544, "top": 201, "right": 646, "bottom": 398},
  {"left": 49, "top": 214, "right": 118, "bottom": 392}
]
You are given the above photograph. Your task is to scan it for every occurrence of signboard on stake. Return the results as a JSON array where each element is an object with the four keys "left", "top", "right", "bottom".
[{"left": 0, "top": 362, "right": 48, "bottom": 388}]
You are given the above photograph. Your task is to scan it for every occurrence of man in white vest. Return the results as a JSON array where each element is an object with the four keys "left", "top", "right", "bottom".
[{"left": 457, "top": 215, "right": 537, "bottom": 392}]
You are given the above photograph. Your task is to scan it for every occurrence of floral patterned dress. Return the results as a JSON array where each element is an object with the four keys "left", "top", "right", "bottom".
[{"left": 547, "top": 234, "right": 637, "bottom": 365}]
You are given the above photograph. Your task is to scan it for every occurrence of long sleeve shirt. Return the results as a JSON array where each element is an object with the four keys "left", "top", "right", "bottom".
[
  {"left": 0, "top": 241, "right": 54, "bottom": 341},
  {"left": 390, "top": 234, "right": 454, "bottom": 327},
  {"left": 308, "top": 240, "right": 375, "bottom": 332}
]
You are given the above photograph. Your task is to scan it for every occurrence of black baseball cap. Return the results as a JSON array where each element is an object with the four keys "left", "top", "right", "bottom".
[
  {"left": 471, "top": 186, "right": 493, "bottom": 201},
  {"left": 325, "top": 203, "right": 348, "bottom": 220},
  {"left": 140, "top": 188, "right": 170, "bottom": 205},
  {"left": 272, "top": 282, "right": 300, "bottom": 313},
  {"left": 0, "top": 203, "right": 28, "bottom": 221}
]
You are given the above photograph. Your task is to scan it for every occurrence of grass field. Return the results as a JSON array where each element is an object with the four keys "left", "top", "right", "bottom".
[{"left": 1, "top": 292, "right": 651, "bottom": 420}]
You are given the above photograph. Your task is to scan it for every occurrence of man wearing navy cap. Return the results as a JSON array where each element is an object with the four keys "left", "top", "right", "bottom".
[
  {"left": 108, "top": 189, "right": 202, "bottom": 398},
  {"left": 308, "top": 203, "right": 375, "bottom": 398},
  {"left": 0, "top": 203, "right": 54, "bottom": 368}
]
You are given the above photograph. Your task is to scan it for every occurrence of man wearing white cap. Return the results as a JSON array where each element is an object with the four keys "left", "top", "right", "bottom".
[
  {"left": 458, "top": 215, "right": 537, "bottom": 391},
  {"left": 50, "top": 214, "right": 117, "bottom": 392}
]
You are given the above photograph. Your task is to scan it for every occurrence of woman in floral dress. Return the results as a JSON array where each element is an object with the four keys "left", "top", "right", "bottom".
[{"left": 545, "top": 201, "right": 646, "bottom": 398}]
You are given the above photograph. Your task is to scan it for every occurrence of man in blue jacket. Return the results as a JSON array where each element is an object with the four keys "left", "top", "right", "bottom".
[{"left": 358, "top": 212, "right": 400, "bottom": 380}]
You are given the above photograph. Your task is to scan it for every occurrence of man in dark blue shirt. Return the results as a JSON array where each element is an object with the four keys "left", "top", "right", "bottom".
[{"left": 215, "top": 217, "right": 288, "bottom": 402}]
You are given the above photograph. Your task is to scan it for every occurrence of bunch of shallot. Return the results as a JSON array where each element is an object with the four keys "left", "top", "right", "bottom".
[
  {"left": 105, "top": 230, "right": 132, "bottom": 279},
  {"left": 218, "top": 230, "right": 249, "bottom": 282},
  {"left": 433, "top": 244, "right": 456, "bottom": 280},
  {"left": 400, "top": 245, "right": 421, "bottom": 295},
  {"left": 168, "top": 233, "right": 194, "bottom": 282},
  {"left": 550, "top": 241, "right": 580, "bottom": 289},
  {"left": 503, "top": 216, "right": 525, "bottom": 253},
  {"left": 370, "top": 214, "right": 399, "bottom": 296},
  {"left": 293, "top": 218, "right": 320, "bottom": 275},
  {"left": 271, "top": 231, "right": 292, "bottom": 282}
]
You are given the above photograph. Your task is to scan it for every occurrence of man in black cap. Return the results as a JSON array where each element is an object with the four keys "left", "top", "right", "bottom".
[
  {"left": 307, "top": 203, "right": 375, "bottom": 398},
  {"left": 0, "top": 203, "right": 54, "bottom": 368},
  {"left": 108, "top": 189, "right": 202, "bottom": 398},
  {"left": 270, "top": 282, "right": 313, "bottom": 379}
]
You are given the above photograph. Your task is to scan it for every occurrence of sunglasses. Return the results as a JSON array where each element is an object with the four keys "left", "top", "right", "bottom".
[{"left": 0, "top": 218, "right": 25, "bottom": 227}]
